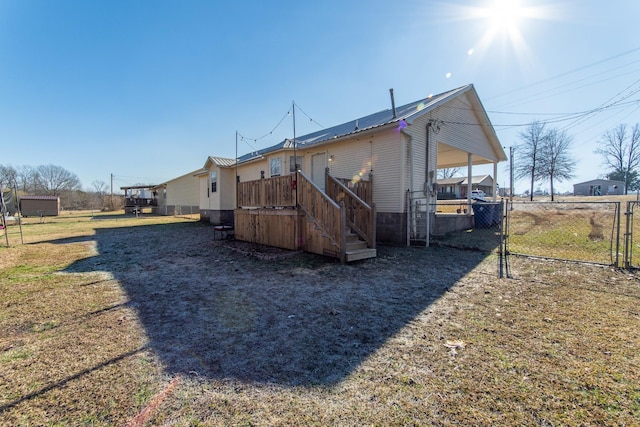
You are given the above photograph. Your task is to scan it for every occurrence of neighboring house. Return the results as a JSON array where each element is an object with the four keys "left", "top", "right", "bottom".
[
  {"left": 195, "top": 156, "right": 237, "bottom": 225},
  {"left": 121, "top": 185, "right": 158, "bottom": 214},
  {"left": 436, "top": 175, "right": 495, "bottom": 199},
  {"left": 19, "top": 195, "right": 60, "bottom": 217},
  {"left": 199, "top": 84, "right": 506, "bottom": 259},
  {"left": 573, "top": 179, "right": 625, "bottom": 196},
  {"left": 152, "top": 169, "right": 201, "bottom": 216}
]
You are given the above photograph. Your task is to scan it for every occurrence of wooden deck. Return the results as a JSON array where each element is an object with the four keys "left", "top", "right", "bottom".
[{"left": 234, "top": 171, "right": 376, "bottom": 262}]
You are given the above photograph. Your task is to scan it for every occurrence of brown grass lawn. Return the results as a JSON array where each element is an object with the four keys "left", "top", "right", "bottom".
[{"left": 1, "top": 211, "right": 639, "bottom": 425}]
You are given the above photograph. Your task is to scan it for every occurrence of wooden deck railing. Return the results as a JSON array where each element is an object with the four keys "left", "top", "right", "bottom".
[
  {"left": 326, "top": 173, "right": 376, "bottom": 249},
  {"left": 297, "top": 171, "right": 345, "bottom": 261},
  {"left": 237, "top": 175, "right": 295, "bottom": 208},
  {"left": 335, "top": 176, "right": 373, "bottom": 205},
  {"left": 236, "top": 171, "right": 375, "bottom": 262}
]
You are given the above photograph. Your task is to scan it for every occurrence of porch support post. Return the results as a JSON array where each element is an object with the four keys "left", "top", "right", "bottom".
[
  {"left": 467, "top": 153, "right": 473, "bottom": 216},
  {"left": 493, "top": 162, "right": 498, "bottom": 201}
]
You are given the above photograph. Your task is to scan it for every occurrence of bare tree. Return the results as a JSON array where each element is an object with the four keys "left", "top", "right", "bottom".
[
  {"left": 437, "top": 167, "right": 463, "bottom": 179},
  {"left": 34, "top": 164, "right": 81, "bottom": 196},
  {"left": 514, "top": 121, "right": 547, "bottom": 201},
  {"left": 92, "top": 180, "right": 109, "bottom": 210},
  {"left": 538, "top": 129, "right": 575, "bottom": 201},
  {"left": 0, "top": 165, "right": 17, "bottom": 190},
  {"left": 595, "top": 123, "right": 640, "bottom": 195},
  {"left": 16, "top": 166, "right": 37, "bottom": 193}
]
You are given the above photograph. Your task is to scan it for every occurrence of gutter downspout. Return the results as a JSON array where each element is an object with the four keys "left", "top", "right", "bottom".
[
  {"left": 467, "top": 154, "right": 473, "bottom": 216},
  {"left": 425, "top": 121, "right": 432, "bottom": 247},
  {"left": 401, "top": 128, "right": 413, "bottom": 247}
]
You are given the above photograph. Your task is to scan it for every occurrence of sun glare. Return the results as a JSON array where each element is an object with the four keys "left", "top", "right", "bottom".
[
  {"left": 481, "top": 0, "right": 524, "bottom": 33},
  {"left": 460, "top": 0, "right": 553, "bottom": 63}
]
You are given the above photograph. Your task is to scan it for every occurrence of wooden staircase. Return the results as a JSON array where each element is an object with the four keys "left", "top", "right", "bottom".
[
  {"left": 297, "top": 170, "right": 376, "bottom": 263},
  {"left": 344, "top": 231, "right": 377, "bottom": 262}
]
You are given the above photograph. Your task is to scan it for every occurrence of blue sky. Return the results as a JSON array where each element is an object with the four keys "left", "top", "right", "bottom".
[{"left": 1, "top": 0, "right": 639, "bottom": 193}]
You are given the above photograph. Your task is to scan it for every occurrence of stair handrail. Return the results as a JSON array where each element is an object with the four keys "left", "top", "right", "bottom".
[
  {"left": 296, "top": 171, "right": 345, "bottom": 260},
  {"left": 326, "top": 173, "right": 376, "bottom": 249}
]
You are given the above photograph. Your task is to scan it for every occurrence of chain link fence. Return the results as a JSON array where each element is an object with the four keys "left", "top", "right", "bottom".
[
  {"left": 624, "top": 201, "right": 640, "bottom": 268},
  {"left": 504, "top": 201, "right": 622, "bottom": 272},
  {"left": 407, "top": 191, "right": 505, "bottom": 274}
]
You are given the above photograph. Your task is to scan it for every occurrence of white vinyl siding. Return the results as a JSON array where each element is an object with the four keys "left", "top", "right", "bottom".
[
  {"left": 302, "top": 127, "right": 404, "bottom": 213},
  {"left": 427, "top": 94, "right": 500, "bottom": 166},
  {"left": 198, "top": 174, "right": 210, "bottom": 209},
  {"left": 219, "top": 167, "right": 236, "bottom": 209},
  {"left": 164, "top": 171, "right": 201, "bottom": 207}
]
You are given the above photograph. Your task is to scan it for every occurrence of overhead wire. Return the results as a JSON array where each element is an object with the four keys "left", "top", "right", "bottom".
[
  {"left": 236, "top": 102, "right": 324, "bottom": 153},
  {"left": 487, "top": 46, "right": 640, "bottom": 104},
  {"left": 293, "top": 101, "right": 324, "bottom": 129}
]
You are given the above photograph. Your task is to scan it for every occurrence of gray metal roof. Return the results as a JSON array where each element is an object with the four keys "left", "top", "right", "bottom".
[
  {"left": 207, "top": 156, "right": 236, "bottom": 167},
  {"left": 237, "top": 85, "right": 472, "bottom": 163}
]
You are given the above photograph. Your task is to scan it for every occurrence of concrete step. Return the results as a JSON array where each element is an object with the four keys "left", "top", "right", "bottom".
[{"left": 345, "top": 248, "right": 377, "bottom": 262}]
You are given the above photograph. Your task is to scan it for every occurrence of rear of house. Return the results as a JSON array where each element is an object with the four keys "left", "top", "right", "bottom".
[{"left": 196, "top": 85, "right": 505, "bottom": 256}]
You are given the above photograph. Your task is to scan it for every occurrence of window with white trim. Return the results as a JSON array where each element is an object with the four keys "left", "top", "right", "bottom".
[
  {"left": 270, "top": 158, "right": 282, "bottom": 177},
  {"left": 210, "top": 171, "right": 217, "bottom": 193}
]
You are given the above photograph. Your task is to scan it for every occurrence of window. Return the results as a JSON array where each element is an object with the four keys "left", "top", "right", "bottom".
[
  {"left": 210, "top": 171, "right": 217, "bottom": 193},
  {"left": 289, "top": 156, "right": 303, "bottom": 172},
  {"left": 270, "top": 158, "right": 282, "bottom": 177}
]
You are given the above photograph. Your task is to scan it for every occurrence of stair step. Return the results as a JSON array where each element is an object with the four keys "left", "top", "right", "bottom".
[
  {"left": 345, "top": 248, "right": 377, "bottom": 262},
  {"left": 345, "top": 240, "right": 367, "bottom": 251},
  {"left": 344, "top": 233, "right": 360, "bottom": 242}
]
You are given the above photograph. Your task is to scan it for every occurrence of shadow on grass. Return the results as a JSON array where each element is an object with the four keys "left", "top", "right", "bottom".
[{"left": 60, "top": 221, "right": 496, "bottom": 386}]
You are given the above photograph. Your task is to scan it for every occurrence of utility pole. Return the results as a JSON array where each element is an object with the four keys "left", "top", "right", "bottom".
[
  {"left": 292, "top": 101, "right": 298, "bottom": 206},
  {"left": 110, "top": 173, "right": 114, "bottom": 209},
  {"left": 509, "top": 146, "right": 514, "bottom": 202}
]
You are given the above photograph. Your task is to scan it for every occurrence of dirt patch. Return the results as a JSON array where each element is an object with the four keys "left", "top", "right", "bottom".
[
  {"left": 588, "top": 212, "right": 605, "bottom": 241},
  {"left": 223, "top": 240, "right": 302, "bottom": 261}
]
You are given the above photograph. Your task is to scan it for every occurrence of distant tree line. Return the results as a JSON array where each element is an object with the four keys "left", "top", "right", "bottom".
[
  {"left": 514, "top": 121, "right": 640, "bottom": 200},
  {"left": 595, "top": 123, "right": 640, "bottom": 194},
  {"left": 0, "top": 164, "right": 115, "bottom": 211},
  {"left": 514, "top": 121, "right": 576, "bottom": 201}
]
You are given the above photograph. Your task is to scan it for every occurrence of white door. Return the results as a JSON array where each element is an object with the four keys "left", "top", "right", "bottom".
[{"left": 311, "top": 153, "right": 327, "bottom": 191}]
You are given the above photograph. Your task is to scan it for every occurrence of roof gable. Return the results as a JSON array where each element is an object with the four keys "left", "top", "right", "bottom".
[{"left": 203, "top": 156, "right": 236, "bottom": 169}]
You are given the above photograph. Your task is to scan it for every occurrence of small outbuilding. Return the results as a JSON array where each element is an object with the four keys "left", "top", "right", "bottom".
[
  {"left": 573, "top": 179, "right": 625, "bottom": 196},
  {"left": 19, "top": 195, "right": 60, "bottom": 217}
]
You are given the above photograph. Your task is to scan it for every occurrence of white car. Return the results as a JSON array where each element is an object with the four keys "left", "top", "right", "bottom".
[{"left": 471, "top": 190, "right": 486, "bottom": 200}]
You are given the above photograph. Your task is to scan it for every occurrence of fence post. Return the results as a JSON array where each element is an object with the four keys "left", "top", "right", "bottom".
[
  {"left": 615, "top": 201, "right": 621, "bottom": 267},
  {"left": 406, "top": 190, "right": 410, "bottom": 247},
  {"left": 624, "top": 201, "right": 633, "bottom": 268},
  {"left": 370, "top": 203, "right": 377, "bottom": 249},
  {"left": 340, "top": 200, "right": 347, "bottom": 264}
]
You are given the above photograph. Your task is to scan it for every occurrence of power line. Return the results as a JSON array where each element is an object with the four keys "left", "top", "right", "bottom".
[{"left": 487, "top": 46, "right": 640, "bottom": 104}]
